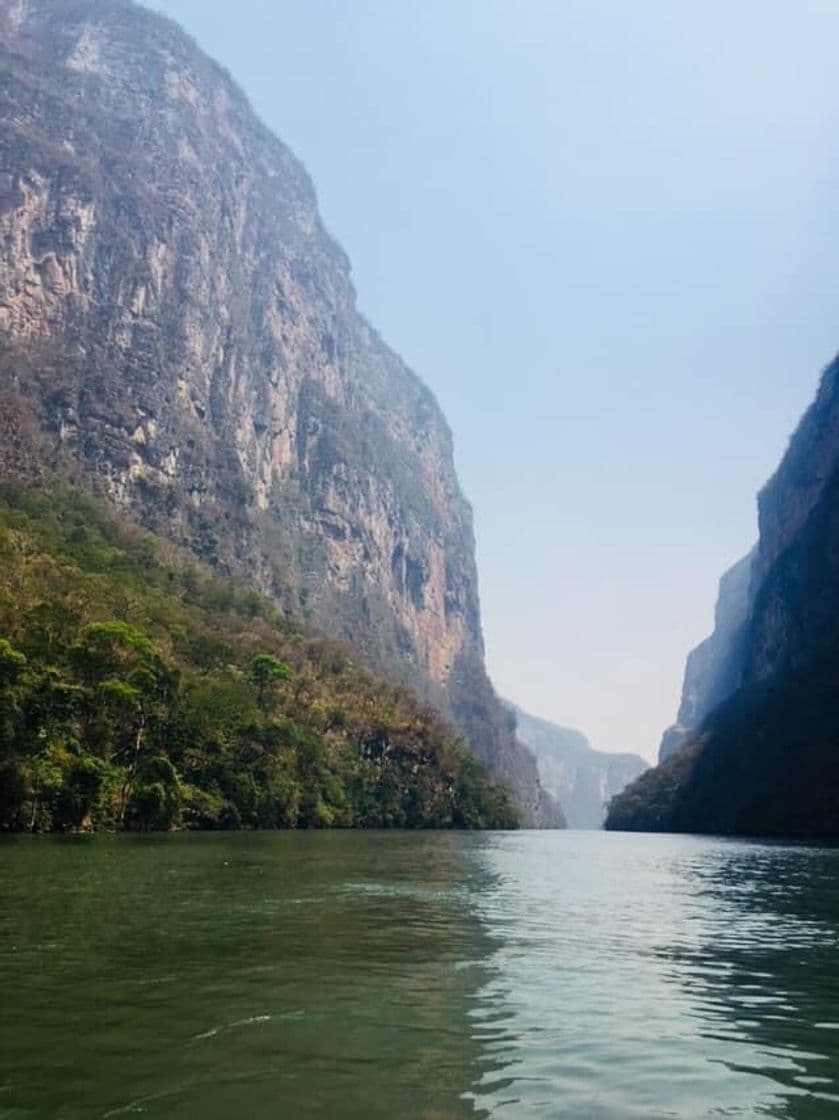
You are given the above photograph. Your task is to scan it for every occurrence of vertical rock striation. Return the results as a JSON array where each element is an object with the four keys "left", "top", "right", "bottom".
[{"left": 0, "top": 0, "right": 558, "bottom": 823}]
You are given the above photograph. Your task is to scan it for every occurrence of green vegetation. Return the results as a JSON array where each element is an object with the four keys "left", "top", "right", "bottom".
[{"left": 0, "top": 483, "right": 517, "bottom": 832}]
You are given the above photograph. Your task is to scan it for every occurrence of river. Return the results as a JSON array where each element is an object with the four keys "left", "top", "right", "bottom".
[{"left": 2, "top": 830, "right": 839, "bottom": 1118}]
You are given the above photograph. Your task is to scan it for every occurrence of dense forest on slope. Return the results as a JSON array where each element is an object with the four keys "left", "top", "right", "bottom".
[{"left": 0, "top": 483, "right": 518, "bottom": 832}]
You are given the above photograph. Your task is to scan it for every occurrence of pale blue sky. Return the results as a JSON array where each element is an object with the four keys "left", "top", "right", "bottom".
[{"left": 153, "top": 0, "right": 839, "bottom": 760}]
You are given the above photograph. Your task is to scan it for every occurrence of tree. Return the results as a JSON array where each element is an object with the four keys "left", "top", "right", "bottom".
[
  {"left": 71, "top": 622, "right": 175, "bottom": 822},
  {"left": 127, "top": 756, "right": 182, "bottom": 830},
  {"left": 0, "top": 637, "right": 27, "bottom": 745},
  {"left": 249, "top": 653, "right": 293, "bottom": 711}
]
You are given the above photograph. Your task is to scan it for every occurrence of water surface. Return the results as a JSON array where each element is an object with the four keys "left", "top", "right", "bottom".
[{"left": 2, "top": 831, "right": 839, "bottom": 1118}]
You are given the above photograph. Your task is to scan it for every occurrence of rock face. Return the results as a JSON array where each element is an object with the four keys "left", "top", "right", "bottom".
[
  {"left": 657, "top": 551, "right": 754, "bottom": 762},
  {"left": 0, "top": 0, "right": 559, "bottom": 824},
  {"left": 510, "top": 704, "right": 647, "bottom": 829},
  {"left": 607, "top": 356, "right": 839, "bottom": 837}
]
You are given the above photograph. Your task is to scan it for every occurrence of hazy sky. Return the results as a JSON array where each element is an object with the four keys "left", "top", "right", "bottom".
[{"left": 153, "top": 0, "right": 839, "bottom": 761}]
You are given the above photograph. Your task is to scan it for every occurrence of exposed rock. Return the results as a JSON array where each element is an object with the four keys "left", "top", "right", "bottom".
[
  {"left": 0, "top": 0, "right": 558, "bottom": 823},
  {"left": 509, "top": 703, "right": 647, "bottom": 829},
  {"left": 657, "top": 550, "right": 754, "bottom": 761},
  {"left": 607, "top": 356, "right": 839, "bottom": 837},
  {"left": 746, "top": 359, "right": 839, "bottom": 684}
]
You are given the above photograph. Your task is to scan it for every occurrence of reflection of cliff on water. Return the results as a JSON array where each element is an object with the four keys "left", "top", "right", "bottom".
[
  {"left": 0, "top": 832, "right": 508, "bottom": 1120},
  {"left": 658, "top": 841, "right": 839, "bottom": 1119}
]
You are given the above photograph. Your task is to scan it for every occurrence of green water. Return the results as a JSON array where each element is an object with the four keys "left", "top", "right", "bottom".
[{"left": 2, "top": 832, "right": 839, "bottom": 1119}]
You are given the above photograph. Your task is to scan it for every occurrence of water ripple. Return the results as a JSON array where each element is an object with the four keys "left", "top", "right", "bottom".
[{"left": 3, "top": 831, "right": 839, "bottom": 1117}]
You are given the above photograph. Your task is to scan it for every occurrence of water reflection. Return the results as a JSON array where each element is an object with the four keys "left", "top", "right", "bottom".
[
  {"left": 4, "top": 832, "right": 839, "bottom": 1119},
  {"left": 660, "top": 841, "right": 839, "bottom": 1119},
  {"left": 459, "top": 832, "right": 839, "bottom": 1119},
  {"left": 0, "top": 832, "right": 507, "bottom": 1119}
]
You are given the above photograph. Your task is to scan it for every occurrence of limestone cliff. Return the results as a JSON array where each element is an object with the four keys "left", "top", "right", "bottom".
[
  {"left": 657, "top": 551, "right": 753, "bottom": 761},
  {"left": 607, "top": 356, "right": 839, "bottom": 837},
  {"left": 0, "top": 0, "right": 558, "bottom": 823},
  {"left": 509, "top": 703, "right": 647, "bottom": 829},
  {"left": 745, "top": 359, "right": 839, "bottom": 685}
]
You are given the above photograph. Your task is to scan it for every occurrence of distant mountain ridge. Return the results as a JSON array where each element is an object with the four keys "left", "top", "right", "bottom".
[
  {"left": 508, "top": 703, "right": 647, "bottom": 829},
  {"left": 607, "top": 356, "right": 839, "bottom": 837},
  {"left": 0, "top": 0, "right": 560, "bottom": 824}
]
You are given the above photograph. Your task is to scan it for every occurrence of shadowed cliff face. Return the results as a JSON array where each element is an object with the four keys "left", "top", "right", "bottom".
[
  {"left": 0, "top": 0, "right": 558, "bottom": 824},
  {"left": 608, "top": 357, "right": 839, "bottom": 837},
  {"left": 657, "top": 551, "right": 754, "bottom": 762},
  {"left": 746, "top": 360, "right": 839, "bottom": 685}
]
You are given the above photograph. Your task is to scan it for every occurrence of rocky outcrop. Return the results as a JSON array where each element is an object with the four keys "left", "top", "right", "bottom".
[
  {"left": 0, "top": 0, "right": 558, "bottom": 823},
  {"left": 658, "top": 551, "right": 754, "bottom": 761},
  {"left": 510, "top": 703, "right": 647, "bottom": 828},
  {"left": 607, "top": 356, "right": 839, "bottom": 837},
  {"left": 745, "top": 359, "right": 839, "bottom": 685}
]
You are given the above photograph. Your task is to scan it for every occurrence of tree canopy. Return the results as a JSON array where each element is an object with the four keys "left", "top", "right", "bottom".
[{"left": 0, "top": 482, "right": 518, "bottom": 833}]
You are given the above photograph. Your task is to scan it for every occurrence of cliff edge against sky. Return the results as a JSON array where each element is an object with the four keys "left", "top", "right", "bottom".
[
  {"left": 0, "top": 0, "right": 560, "bottom": 824},
  {"left": 608, "top": 356, "right": 839, "bottom": 837}
]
